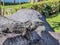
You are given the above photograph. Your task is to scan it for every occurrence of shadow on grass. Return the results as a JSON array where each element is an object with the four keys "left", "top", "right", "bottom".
[
  {"left": 48, "top": 20, "right": 60, "bottom": 31},
  {"left": 52, "top": 22, "right": 60, "bottom": 30},
  {"left": 47, "top": 12, "right": 59, "bottom": 18}
]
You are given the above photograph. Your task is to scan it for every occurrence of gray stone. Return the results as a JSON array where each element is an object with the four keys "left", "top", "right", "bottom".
[
  {"left": 48, "top": 32, "right": 60, "bottom": 44},
  {"left": 8, "top": 9, "right": 44, "bottom": 22},
  {"left": 0, "top": 15, "right": 27, "bottom": 36},
  {"left": 0, "top": 15, "right": 15, "bottom": 34},
  {"left": 40, "top": 31, "right": 60, "bottom": 45},
  {"left": 3, "top": 36, "right": 29, "bottom": 45}
]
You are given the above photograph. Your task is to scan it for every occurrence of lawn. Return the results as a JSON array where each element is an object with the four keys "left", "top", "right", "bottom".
[
  {"left": 2, "top": 3, "right": 33, "bottom": 16},
  {"left": 46, "top": 13, "right": 60, "bottom": 32}
]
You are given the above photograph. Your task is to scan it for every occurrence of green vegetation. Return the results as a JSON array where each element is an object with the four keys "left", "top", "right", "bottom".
[
  {"left": 2, "top": 0, "right": 59, "bottom": 17},
  {"left": 3, "top": 3, "right": 32, "bottom": 16},
  {"left": 46, "top": 13, "right": 60, "bottom": 32},
  {"left": 0, "top": 5, "right": 2, "bottom": 15}
]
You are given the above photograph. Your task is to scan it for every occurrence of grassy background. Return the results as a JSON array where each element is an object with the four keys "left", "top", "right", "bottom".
[
  {"left": 46, "top": 13, "right": 60, "bottom": 32},
  {"left": 2, "top": 0, "right": 59, "bottom": 17}
]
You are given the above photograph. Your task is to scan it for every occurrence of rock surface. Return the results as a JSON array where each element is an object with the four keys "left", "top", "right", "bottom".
[
  {"left": 0, "top": 9, "right": 60, "bottom": 45},
  {"left": 8, "top": 9, "right": 44, "bottom": 22},
  {"left": 48, "top": 32, "right": 60, "bottom": 43}
]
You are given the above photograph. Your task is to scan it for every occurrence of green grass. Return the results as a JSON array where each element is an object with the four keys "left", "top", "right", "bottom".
[
  {"left": 3, "top": 3, "right": 31, "bottom": 9},
  {"left": 1, "top": 3, "right": 33, "bottom": 16},
  {"left": 46, "top": 13, "right": 60, "bottom": 32}
]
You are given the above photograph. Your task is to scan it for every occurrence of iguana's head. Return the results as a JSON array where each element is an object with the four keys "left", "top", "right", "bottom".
[{"left": 24, "top": 20, "right": 44, "bottom": 31}]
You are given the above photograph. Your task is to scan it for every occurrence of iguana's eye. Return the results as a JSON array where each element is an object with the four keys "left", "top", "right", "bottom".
[
  {"left": 34, "top": 21, "right": 44, "bottom": 26},
  {"left": 25, "top": 21, "right": 32, "bottom": 28}
]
